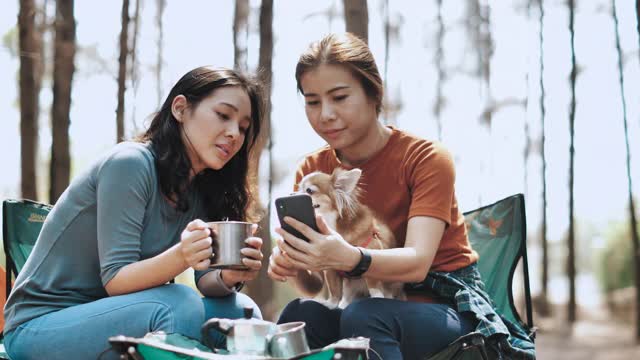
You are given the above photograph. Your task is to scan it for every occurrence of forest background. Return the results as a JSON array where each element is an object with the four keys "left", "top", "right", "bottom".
[{"left": 2, "top": 0, "right": 640, "bottom": 347}]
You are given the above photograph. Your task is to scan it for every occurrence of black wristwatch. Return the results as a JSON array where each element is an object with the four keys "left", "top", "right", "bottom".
[{"left": 344, "top": 247, "right": 372, "bottom": 278}]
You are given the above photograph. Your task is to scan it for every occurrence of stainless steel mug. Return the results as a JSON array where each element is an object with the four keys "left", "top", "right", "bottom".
[
  {"left": 268, "top": 321, "right": 310, "bottom": 358},
  {"left": 208, "top": 221, "right": 254, "bottom": 270}
]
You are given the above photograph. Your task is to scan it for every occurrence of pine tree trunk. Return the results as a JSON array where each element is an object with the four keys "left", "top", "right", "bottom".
[
  {"left": 523, "top": 0, "right": 533, "bottom": 200},
  {"left": 538, "top": 0, "right": 551, "bottom": 316},
  {"left": 475, "top": 0, "right": 493, "bottom": 128},
  {"left": 49, "top": 0, "right": 75, "bottom": 204},
  {"left": 233, "top": 0, "right": 249, "bottom": 71},
  {"left": 258, "top": 0, "right": 273, "bottom": 162},
  {"left": 116, "top": 0, "right": 130, "bottom": 143},
  {"left": 155, "top": 0, "right": 166, "bottom": 108},
  {"left": 468, "top": 0, "right": 493, "bottom": 206},
  {"left": 636, "top": 0, "right": 640, "bottom": 66},
  {"left": 433, "top": 0, "right": 445, "bottom": 141},
  {"left": 128, "top": 0, "right": 141, "bottom": 133},
  {"left": 343, "top": 0, "right": 368, "bottom": 43},
  {"left": 567, "top": 0, "right": 577, "bottom": 324},
  {"left": 383, "top": 0, "right": 389, "bottom": 125},
  {"left": 244, "top": 0, "right": 274, "bottom": 321},
  {"left": 612, "top": 0, "right": 640, "bottom": 342},
  {"left": 129, "top": 0, "right": 140, "bottom": 85},
  {"left": 19, "top": 0, "right": 43, "bottom": 201}
]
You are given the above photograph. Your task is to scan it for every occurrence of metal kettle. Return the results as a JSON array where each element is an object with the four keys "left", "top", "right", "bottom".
[
  {"left": 201, "top": 307, "right": 276, "bottom": 355},
  {"left": 201, "top": 307, "right": 310, "bottom": 357}
]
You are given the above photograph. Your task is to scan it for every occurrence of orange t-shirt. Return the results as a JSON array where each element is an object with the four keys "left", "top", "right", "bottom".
[{"left": 294, "top": 126, "right": 478, "bottom": 274}]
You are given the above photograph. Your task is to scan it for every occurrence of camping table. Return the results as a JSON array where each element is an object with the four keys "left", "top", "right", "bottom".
[{"left": 109, "top": 335, "right": 368, "bottom": 360}]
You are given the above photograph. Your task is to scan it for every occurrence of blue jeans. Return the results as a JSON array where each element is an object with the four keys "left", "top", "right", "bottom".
[
  {"left": 278, "top": 298, "right": 476, "bottom": 360},
  {"left": 4, "top": 284, "right": 260, "bottom": 360}
]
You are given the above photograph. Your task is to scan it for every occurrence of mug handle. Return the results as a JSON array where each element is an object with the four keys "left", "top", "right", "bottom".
[{"left": 200, "top": 318, "right": 230, "bottom": 351}]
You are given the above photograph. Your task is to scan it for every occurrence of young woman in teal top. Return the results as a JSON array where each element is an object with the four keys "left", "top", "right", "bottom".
[{"left": 3, "top": 66, "right": 266, "bottom": 359}]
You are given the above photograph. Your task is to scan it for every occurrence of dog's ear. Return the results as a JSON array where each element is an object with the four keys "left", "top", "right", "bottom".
[
  {"left": 331, "top": 168, "right": 361, "bottom": 219},
  {"left": 332, "top": 168, "right": 362, "bottom": 193}
]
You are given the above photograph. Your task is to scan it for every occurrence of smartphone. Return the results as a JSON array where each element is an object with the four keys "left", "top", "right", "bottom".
[{"left": 275, "top": 194, "right": 319, "bottom": 242}]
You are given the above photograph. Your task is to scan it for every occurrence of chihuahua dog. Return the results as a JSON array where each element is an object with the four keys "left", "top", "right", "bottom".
[{"left": 298, "top": 167, "right": 405, "bottom": 308}]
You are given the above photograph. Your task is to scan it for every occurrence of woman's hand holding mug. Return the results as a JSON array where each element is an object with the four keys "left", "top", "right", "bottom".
[
  {"left": 180, "top": 219, "right": 214, "bottom": 271},
  {"left": 209, "top": 222, "right": 264, "bottom": 286}
]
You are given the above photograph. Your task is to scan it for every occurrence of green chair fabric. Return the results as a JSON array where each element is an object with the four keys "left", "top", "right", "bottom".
[
  {"left": 464, "top": 193, "right": 533, "bottom": 330},
  {"left": 426, "top": 193, "right": 534, "bottom": 360},
  {"left": 1, "top": 199, "right": 52, "bottom": 360},
  {"left": 2, "top": 199, "right": 52, "bottom": 297}
]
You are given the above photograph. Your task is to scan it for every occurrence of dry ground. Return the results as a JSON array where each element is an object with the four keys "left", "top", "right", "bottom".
[{"left": 534, "top": 307, "right": 640, "bottom": 359}]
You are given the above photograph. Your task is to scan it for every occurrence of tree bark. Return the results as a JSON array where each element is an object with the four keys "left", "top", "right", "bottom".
[
  {"left": 129, "top": 0, "right": 140, "bottom": 85},
  {"left": 343, "top": 0, "right": 368, "bottom": 43},
  {"left": 612, "top": 0, "right": 640, "bottom": 342},
  {"left": 244, "top": 0, "right": 275, "bottom": 321},
  {"left": 258, "top": 0, "right": 273, "bottom": 144},
  {"left": 116, "top": 0, "right": 130, "bottom": 143},
  {"left": 524, "top": 1, "right": 532, "bottom": 254},
  {"left": 383, "top": 0, "right": 389, "bottom": 123},
  {"left": 49, "top": 0, "right": 75, "bottom": 204},
  {"left": 233, "top": 0, "right": 249, "bottom": 71},
  {"left": 18, "top": 0, "right": 43, "bottom": 201},
  {"left": 155, "top": 0, "right": 166, "bottom": 108},
  {"left": 433, "top": 0, "right": 444, "bottom": 141},
  {"left": 636, "top": 0, "right": 640, "bottom": 67},
  {"left": 471, "top": 0, "right": 493, "bottom": 128},
  {"left": 129, "top": 0, "right": 141, "bottom": 133},
  {"left": 538, "top": 0, "right": 551, "bottom": 316},
  {"left": 567, "top": 0, "right": 577, "bottom": 324},
  {"left": 467, "top": 0, "right": 493, "bottom": 206}
]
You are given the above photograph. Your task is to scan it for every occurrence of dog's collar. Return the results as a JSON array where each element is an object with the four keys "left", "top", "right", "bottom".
[
  {"left": 338, "top": 230, "right": 379, "bottom": 278},
  {"left": 360, "top": 230, "right": 379, "bottom": 249}
]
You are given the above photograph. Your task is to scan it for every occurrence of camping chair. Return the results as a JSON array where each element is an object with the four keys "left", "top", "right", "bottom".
[
  {"left": 2, "top": 199, "right": 52, "bottom": 298},
  {"left": 426, "top": 193, "right": 535, "bottom": 360},
  {"left": 1, "top": 199, "right": 52, "bottom": 359},
  {"left": 0, "top": 199, "right": 186, "bottom": 360}
]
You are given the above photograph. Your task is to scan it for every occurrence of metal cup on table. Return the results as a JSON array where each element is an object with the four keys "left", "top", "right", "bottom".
[
  {"left": 268, "top": 321, "right": 310, "bottom": 358},
  {"left": 207, "top": 221, "right": 255, "bottom": 270}
]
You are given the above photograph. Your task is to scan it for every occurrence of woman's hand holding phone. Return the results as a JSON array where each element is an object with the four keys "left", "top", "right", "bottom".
[
  {"left": 267, "top": 245, "right": 298, "bottom": 282},
  {"left": 275, "top": 215, "right": 359, "bottom": 273},
  {"left": 269, "top": 194, "right": 317, "bottom": 281}
]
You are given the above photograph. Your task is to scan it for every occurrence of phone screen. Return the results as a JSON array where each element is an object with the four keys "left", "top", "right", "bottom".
[{"left": 275, "top": 194, "right": 319, "bottom": 242}]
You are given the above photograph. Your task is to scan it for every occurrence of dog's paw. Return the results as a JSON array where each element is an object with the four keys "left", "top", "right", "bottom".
[
  {"left": 395, "top": 291, "right": 407, "bottom": 301},
  {"left": 338, "top": 299, "right": 351, "bottom": 309},
  {"left": 318, "top": 298, "right": 340, "bottom": 309},
  {"left": 369, "top": 288, "right": 385, "bottom": 298}
]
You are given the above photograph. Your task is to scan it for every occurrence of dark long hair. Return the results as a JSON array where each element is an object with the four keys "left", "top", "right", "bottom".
[{"left": 137, "top": 66, "right": 264, "bottom": 222}]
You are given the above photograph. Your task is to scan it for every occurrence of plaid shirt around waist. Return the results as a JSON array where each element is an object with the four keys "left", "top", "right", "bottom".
[{"left": 406, "top": 263, "right": 536, "bottom": 359}]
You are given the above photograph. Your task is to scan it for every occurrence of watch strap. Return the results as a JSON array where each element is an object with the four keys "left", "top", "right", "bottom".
[{"left": 344, "top": 247, "right": 372, "bottom": 278}]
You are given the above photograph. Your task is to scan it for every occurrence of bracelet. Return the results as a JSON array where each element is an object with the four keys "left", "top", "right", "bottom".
[
  {"left": 217, "top": 270, "right": 244, "bottom": 294},
  {"left": 234, "top": 281, "right": 245, "bottom": 292}
]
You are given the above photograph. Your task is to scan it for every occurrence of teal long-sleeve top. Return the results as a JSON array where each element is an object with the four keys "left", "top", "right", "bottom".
[{"left": 4, "top": 142, "right": 204, "bottom": 333}]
